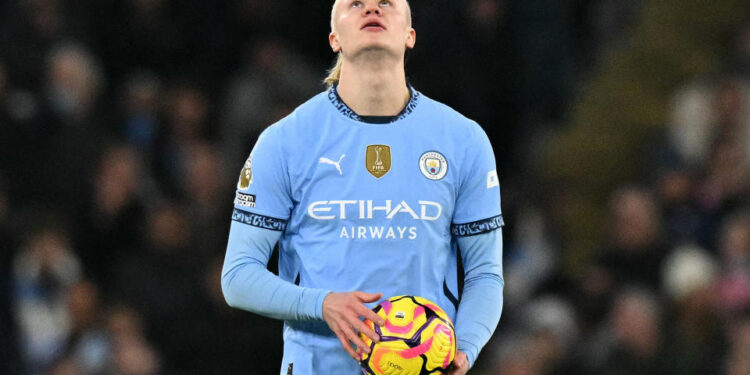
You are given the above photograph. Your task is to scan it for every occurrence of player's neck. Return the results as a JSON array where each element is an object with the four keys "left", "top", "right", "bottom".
[{"left": 336, "top": 56, "right": 410, "bottom": 117}]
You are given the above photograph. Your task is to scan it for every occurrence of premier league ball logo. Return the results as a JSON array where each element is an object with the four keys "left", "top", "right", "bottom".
[{"left": 237, "top": 157, "right": 253, "bottom": 189}]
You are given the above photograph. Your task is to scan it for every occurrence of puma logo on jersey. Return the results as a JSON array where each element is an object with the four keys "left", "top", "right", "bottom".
[{"left": 319, "top": 154, "right": 345, "bottom": 175}]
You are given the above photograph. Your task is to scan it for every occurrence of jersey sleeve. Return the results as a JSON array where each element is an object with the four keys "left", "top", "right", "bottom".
[
  {"left": 233, "top": 124, "right": 293, "bottom": 220},
  {"left": 451, "top": 124, "right": 503, "bottom": 232},
  {"left": 222, "top": 220, "right": 329, "bottom": 321},
  {"left": 454, "top": 229, "right": 504, "bottom": 367},
  {"left": 451, "top": 124, "right": 504, "bottom": 367},
  {"left": 224, "top": 122, "right": 330, "bottom": 320}
]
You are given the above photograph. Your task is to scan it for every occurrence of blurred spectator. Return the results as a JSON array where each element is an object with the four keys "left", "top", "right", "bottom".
[
  {"left": 183, "top": 142, "right": 231, "bottom": 260},
  {"left": 503, "top": 206, "right": 558, "bottom": 305},
  {"left": 669, "top": 76, "right": 750, "bottom": 169},
  {"left": 600, "top": 186, "right": 667, "bottom": 284},
  {"left": 219, "top": 38, "right": 319, "bottom": 169},
  {"left": 483, "top": 295, "right": 578, "bottom": 374},
  {"left": 695, "top": 138, "right": 750, "bottom": 220},
  {"left": 662, "top": 244, "right": 718, "bottom": 301},
  {"left": 118, "top": 71, "right": 162, "bottom": 154},
  {"left": 155, "top": 81, "right": 213, "bottom": 195},
  {"left": 51, "top": 281, "right": 110, "bottom": 375},
  {"left": 0, "top": 175, "right": 21, "bottom": 374},
  {"left": 489, "top": 333, "right": 547, "bottom": 375},
  {"left": 578, "top": 186, "right": 668, "bottom": 328},
  {"left": 107, "top": 304, "right": 161, "bottom": 375},
  {"left": 76, "top": 144, "right": 147, "bottom": 287},
  {"left": 111, "top": 201, "right": 210, "bottom": 373},
  {"left": 0, "top": 0, "right": 91, "bottom": 91},
  {"left": 522, "top": 296, "right": 579, "bottom": 372},
  {"left": 654, "top": 165, "right": 710, "bottom": 246},
  {"left": 587, "top": 288, "right": 668, "bottom": 374},
  {"left": 35, "top": 41, "right": 108, "bottom": 209},
  {"left": 716, "top": 211, "right": 750, "bottom": 320},
  {"left": 661, "top": 244, "right": 724, "bottom": 374},
  {"left": 12, "top": 218, "right": 81, "bottom": 374},
  {"left": 45, "top": 41, "right": 104, "bottom": 123},
  {"left": 726, "top": 318, "right": 750, "bottom": 375}
]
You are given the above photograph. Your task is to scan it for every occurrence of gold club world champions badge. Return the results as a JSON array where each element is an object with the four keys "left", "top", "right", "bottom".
[{"left": 366, "top": 145, "right": 391, "bottom": 178}]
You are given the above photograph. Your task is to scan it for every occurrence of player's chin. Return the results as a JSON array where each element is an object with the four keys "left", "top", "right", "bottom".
[{"left": 351, "top": 44, "right": 401, "bottom": 60}]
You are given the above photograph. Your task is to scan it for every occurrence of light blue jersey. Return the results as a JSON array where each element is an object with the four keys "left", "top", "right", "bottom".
[{"left": 223, "top": 85, "right": 503, "bottom": 374}]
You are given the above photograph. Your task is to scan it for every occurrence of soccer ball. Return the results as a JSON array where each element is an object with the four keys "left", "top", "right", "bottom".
[{"left": 358, "top": 296, "right": 457, "bottom": 375}]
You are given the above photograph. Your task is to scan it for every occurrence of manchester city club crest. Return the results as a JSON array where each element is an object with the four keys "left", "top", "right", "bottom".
[
  {"left": 419, "top": 151, "right": 448, "bottom": 180},
  {"left": 366, "top": 145, "right": 391, "bottom": 178},
  {"left": 237, "top": 157, "right": 253, "bottom": 189}
]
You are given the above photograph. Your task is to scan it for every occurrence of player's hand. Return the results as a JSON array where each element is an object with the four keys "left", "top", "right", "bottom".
[
  {"left": 448, "top": 351, "right": 469, "bottom": 375},
  {"left": 322, "top": 291, "right": 386, "bottom": 361}
]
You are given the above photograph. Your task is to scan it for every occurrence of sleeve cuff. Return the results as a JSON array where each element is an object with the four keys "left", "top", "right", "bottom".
[
  {"left": 312, "top": 289, "right": 332, "bottom": 320},
  {"left": 458, "top": 339, "right": 479, "bottom": 368}
]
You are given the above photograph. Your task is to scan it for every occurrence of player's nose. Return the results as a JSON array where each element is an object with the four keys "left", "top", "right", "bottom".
[{"left": 364, "top": 4, "right": 381, "bottom": 16}]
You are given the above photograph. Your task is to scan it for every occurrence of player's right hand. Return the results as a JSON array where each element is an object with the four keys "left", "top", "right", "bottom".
[{"left": 322, "top": 291, "right": 386, "bottom": 361}]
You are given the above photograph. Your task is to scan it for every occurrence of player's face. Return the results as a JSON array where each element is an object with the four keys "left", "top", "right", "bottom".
[{"left": 329, "top": 0, "right": 416, "bottom": 59}]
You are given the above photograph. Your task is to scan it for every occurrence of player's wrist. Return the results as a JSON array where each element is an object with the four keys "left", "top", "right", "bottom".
[
  {"left": 457, "top": 340, "right": 478, "bottom": 368},
  {"left": 317, "top": 290, "right": 334, "bottom": 320}
]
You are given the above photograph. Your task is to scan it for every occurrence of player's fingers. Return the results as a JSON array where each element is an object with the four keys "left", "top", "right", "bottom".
[
  {"left": 342, "top": 325, "right": 371, "bottom": 355},
  {"left": 335, "top": 330, "right": 359, "bottom": 360},
  {"left": 356, "top": 304, "right": 385, "bottom": 326},
  {"left": 354, "top": 291, "right": 382, "bottom": 303},
  {"left": 352, "top": 317, "right": 380, "bottom": 343},
  {"left": 448, "top": 365, "right": 468, "bottom": 375},
  {"left": 449, "top": 352, "right": 469, "bottom": 375},
  {"left": 452, "top": 366, "right": 468, "bottom": 375}
]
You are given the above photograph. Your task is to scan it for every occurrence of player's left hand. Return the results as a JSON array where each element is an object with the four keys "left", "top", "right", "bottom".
[{"left": 448, "top": 351, "right": 469, "bottom": 375}]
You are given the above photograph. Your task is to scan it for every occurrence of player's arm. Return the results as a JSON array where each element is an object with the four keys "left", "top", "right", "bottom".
[
  {"left": 220, "top": 124, "right": 382, "bottom": 359},
  {"left": 221, "top": 124, "right": 329, "bottom": 320},
  {"left": 453, "top": 228, "right": 503, "bottom": 368},
  {"left": 450, "top": 123, "right": 504, "bottom": 370},
  {"left": 222, "top": 218, "right": 329, "bottom": 320},
  {"left": 222, "top": 217, "right": 383, "bottom": 359}
]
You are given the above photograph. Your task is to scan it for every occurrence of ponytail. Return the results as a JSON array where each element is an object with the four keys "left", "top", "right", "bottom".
[{"left": 324, "top": 53, "right": 344, "bottom": 88}]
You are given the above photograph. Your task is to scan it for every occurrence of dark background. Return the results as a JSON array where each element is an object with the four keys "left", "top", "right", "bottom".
[{"left": 1, "top": 0, "right": 750, "bottom": 374}]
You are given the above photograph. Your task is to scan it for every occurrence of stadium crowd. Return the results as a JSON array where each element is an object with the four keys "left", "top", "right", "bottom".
[{"left": 0, "top": 0, "right": 748, "bottom": 374}]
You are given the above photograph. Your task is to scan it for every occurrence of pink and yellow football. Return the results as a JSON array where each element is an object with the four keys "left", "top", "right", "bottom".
[{"left": 358, "top": 296, "right": 457, "bottom": 375}]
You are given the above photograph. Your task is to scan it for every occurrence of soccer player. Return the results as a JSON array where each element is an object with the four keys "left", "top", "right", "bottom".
[{"left": 221, "top": 0, "right": 504, "bottom": 374}]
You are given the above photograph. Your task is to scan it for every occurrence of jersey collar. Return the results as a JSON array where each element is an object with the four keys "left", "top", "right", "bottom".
[{"left": 327, "top": 83, "right": 421, "bottom": 124}]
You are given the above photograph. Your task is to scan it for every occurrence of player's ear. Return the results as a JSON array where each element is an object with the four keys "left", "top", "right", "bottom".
[
  {"left": 330, "top": 31, "right": 342, "bottom": 53},
  {"left": 405, "top": 28, "right": 416, "bottom": 49}
]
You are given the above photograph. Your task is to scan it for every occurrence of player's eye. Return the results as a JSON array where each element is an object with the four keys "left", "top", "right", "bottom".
[
  {"left": 351, "top": 1, "right": 362, "bottom": 7},
  {"left": 379, "top": 0, "right": 391, "bottom": 6}
]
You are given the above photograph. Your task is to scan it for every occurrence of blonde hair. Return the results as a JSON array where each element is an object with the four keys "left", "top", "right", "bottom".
[
  {"left": 324, "top": 53, "right": 345, "bottom": 88},
  {"left": 324, "top": 0, "right": 412, "bottom": 88}
]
